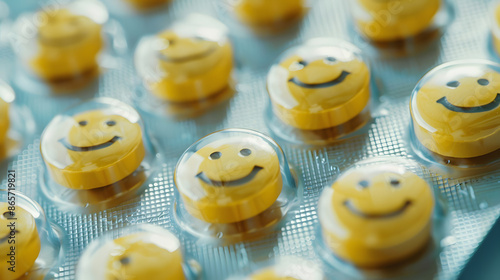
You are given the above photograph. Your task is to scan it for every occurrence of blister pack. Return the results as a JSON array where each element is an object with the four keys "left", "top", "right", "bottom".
[{"left": 0, "top": 0, "right": 500, "bottom": 279}]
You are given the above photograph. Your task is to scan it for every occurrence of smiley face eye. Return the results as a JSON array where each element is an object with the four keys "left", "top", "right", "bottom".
[
  {"left": 390, "top": 179, "right": 400, "bottom": 187},
  {"left": 2, "top": 211, "right": 14, "bottom": 218},
  {"left": 358, "top": 180, "right": 369, "bottom": 188},
  {"left": 119, "top": 257, "right": 131, "bottom": 265},
  {"left": 239, "top": 148, "right": 252, "bottom": 157},
  {"left": 297, "top": 60, "right": 308, "bottom": 67},
  {"left": 209, "top": 152, "right": 221, "bottom": 160},
  {"left": 478, "top": 78, "right": 490, "bottom": 86},
  {"left": 78, "top": 120, "right": 87, "bottom": 126},
  {"left": 106, "top": 120, "right": 116, "bottom": 126},
  {"left": 446, "top": 81, "right": 460, "bottom": 88},
  {"left": 324, "top": 57, "right": 336, "bottom": 64}
]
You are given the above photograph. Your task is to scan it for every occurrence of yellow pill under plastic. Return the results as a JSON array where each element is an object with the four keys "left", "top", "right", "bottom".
[
  {"left": 41, "top": 108, "right": 145, "bottom": 190},
  {"left": 233, "top": 0, "right": 305, "bottom": 30},
  {"left": 318, "top": 165, "right": 434, "bottom": 268},
  {"left": 354, "top": 0, "right": 440, "bottom": 42},
  {"left": 411, "top": 60, "right": 500, "bottom": 159},
  {"left": 0, "top": 203, "right": 41, "bottom": 280},
  {"left": 0, "top": 94, "right": 9, "bottom": 145},
  {"left": 175, "top": 132, "right": 282, "bottom": 224},
  {"left": 267, "top": 40, "right": 370, "bottom": 131},
  {"left": 30, "top": 9, "right": 103, "bottom": 81}
]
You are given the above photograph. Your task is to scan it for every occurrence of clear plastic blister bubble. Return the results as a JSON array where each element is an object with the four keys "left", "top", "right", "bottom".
[
  {"left": 409, "top": 59, "right": 500, "bottom": 175},
  {"left": 134, "top": 14, "right": 236, "bottom": 119},
  {"left": 173, "top": 129, "right": 300, "bottom": 242},
  {"left": 75, "top": 224, "right": 200, "bottom": 280},
  {"left": 227, "top": 256, "right": 324, "bottom": 280},
  {"left": 39, "top": 97, "right": 161, "bottom": 213},
  {"left": 218, "top": 0, "right": 311, "bottom": 36},
  {"left": 315, "top": 157, "right": 451, "bottom": 279},
  {"left": 349, "top": 0, "right": 454, "bottom": 55},
  {"left": 10, "top": 0, "right": 127, "bottom": 94},
  {"left": 0, "top": 189, "right": 65, "bottom": 280},
  {"left": 0, "top": 80, "right": 35, "bottom": 165},
  {"left": 266, "top": 38, "right": 377, "bottom": 145}
]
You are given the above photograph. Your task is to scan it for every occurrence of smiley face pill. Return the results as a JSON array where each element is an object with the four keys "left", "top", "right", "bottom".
[
  {"left": 175, "top": 129, "right": 283, "bottom": 224},
  {"left": 231, "top": 0, "right": 306, "bottom": 33},
  {"left": 135, "top": 16, "right": 233, "bottom": 103},
  {"left": 352, "top": 0, "right": 441, "bottom": 42},
  {"left": 267, "top": 38, "right": 371, "bottom": 131},
  {"left": 411, "top": 60, "right": 500, "bottom": 159},
  {"left": 29, "top": 8, "right": 104, "bottom": 82},
  {"left": 77, "top": 229, "right": 185, "bottom": 280},
  {"left": 0, "top": 203, "right": 41, "bottom": 280},
  {"left": 318, "top": 165, "right": 434, "bottom": 268},
  {"left": 41, "top": 99, "right": 145, "bottom": 190}
]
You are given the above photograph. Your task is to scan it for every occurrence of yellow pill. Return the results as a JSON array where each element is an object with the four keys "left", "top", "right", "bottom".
[
  {"left": 0, "top": 203, "right": 41, "bottom": 280},
  {"left": 0, "top": 92, "right": 10, "bottom": 146},
  {"left": 354, "top": 0, "right": 440, "bottom": 42},
  {"left": 146, "top": 29, "right": 233, "bottom": 103},
  {"left": 175, "top": 131, "right": 282, "bottom": 224},
  {"left": 411, "top": 61, "right": 500, "bottom": 159},
  {"left": 233, "top": 0, "right": 305, "bottom": 30},
  {"left": 267, "top": 40, "right": 370, "bottom": 130},
  {"left": 123, "top": 0, "right": 171, "bottom": 10},
  {"left": 79, "top": 231, "right": 185, "bottom": 280},
  {"left": 318, "top": 165, "right": 434, "bottom": 268},
  {"left": 41, "top": 107, "right": 145, "bottom": 189},
  {"left": 30, "top": 9, "right": 103, "bottom": 82}
]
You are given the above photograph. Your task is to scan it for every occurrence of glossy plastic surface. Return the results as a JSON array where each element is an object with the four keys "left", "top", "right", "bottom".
[
  {"left": 267, "top": 38, "right": 371, "bottom": 131},
  {"left": 318, "top": 163, "right": 434, "bottom": 268},
  {"left": 175, "top": 129, "right": 284, "bottom": 224},
  {"left": 410, "top": 60, "right": 500, "bottom": 161},
  {"left": 135, "top": 14, "right": 233, "bottom": 103},
  {"left": 76, "top": 224, "right": 186, "bottom": 280},
  {"left": 351, "top": 0, "right": 441, "bottom": 42},
  {"left": 40, "top": 98, "right": 145, "bottom": 190}
]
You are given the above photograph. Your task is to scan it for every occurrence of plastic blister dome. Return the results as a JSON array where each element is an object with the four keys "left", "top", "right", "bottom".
[
  {"left": 11, "top": 0, "right": 109, "bottom": 90},
  {"left": 410, "top": 60, "right": 500, "bottom": 167},
  {"left": 76, "top": 224, "right": 194, "bottom": 280},
  {"left": 40, "top": 98, "right": 159, "bottom": 212},
  {"left": 0, "top": 190, "right": 64, "bottom": 280},
  {"left": 135, "top": 14, "right": 235, "bottom": 116},
  {"left": 267, "top": 38, "right": 373, "bottom": 144},
  {"left": 174, "top": 129, "right": 298, "bottom": 239},
  {"left": 224, "top": 0, "right": 308, "bottom": 35},
  {"left": 316, "top": 158, "right": 450, "bottom": 278}
]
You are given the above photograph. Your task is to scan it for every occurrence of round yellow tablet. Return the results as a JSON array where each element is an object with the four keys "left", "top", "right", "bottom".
[
  {"left": 175, "top": 130, "right": 282, "bottom": 224},
  {"left": 354, "top": 0, "right": 440, "bottom": 42},
  {"left": 77, "top": 230, "right": 185, "bottom": 280},
  {"left": 30, "top": 9, "right": 103, "bottom": 81},
  {"left": 136, "top": 17, "right": 233, "bottom": 103},
  {"left": 41, "top": 100, "right": 145, "bottom": 190},
  {"left": 267, "top": 39, "right": 370, "bottom": 131},
  {"left": 0, "top": 88, "right": 11, "bottom": 146},
  {"left": 411, "top": 60, "right": 500, "bottom": 159},
  {"left": 318, "top": 165, "right": 434, "bottom": 268},
  {"left": 232, "top": 0, "right": 306, "bottom": 30},
  {"left": 0, "top": 203, "right": 41, "bottom": 280}
]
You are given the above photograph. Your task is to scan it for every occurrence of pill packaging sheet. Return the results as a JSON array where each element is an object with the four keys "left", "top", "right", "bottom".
[{"left": 1, "top": 0, "right": 500, "bottom": 279}]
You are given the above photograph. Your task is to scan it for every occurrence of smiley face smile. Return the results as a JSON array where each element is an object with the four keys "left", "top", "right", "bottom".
[
  {"left": 289, "top": 70, "right": 351, "bottom": 89},
  {"left": 436, "top": 93, "right": 500, "bottom": 113},
  {"left": 344, "top": 200, "right": 412, "bottom": 219},
  {"left": 59, "top": 135, "right": 121, "bottom": 152},
  {"left": 196, "top": 165, "right": 263, "bottom": 187}
]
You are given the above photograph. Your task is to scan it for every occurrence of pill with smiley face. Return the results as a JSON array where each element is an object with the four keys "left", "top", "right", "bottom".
[
  {"left": 0, "top": 203, "right": 41, "bottom": 280},
  {"left": 175, "top": 129, "right": 282, "bottom": 224},
  {"left": 41, "top": 99, "right": 145, "bottom": 190},
  {"left": 411, "top": 60, "right": 500, "bottom": 159},
  {"left": 77, "top": 229, "right": 185, "bottom": 280},
  {"left": 318, "top": 164, "right": 434, "bottom": 268},
  {"left": 267, "top": 39, "right": 371, "bottom": 131},
  {"left": 29, "top": 8, "right": 103, "bottom": 82},
  {"left": 353, "top": 0, "right": 441, "bottom": 42},
  {"left": 231, "top": 0, "right": 306, "bottom": 33},
  {"left": 135, "top": 16, "right": 233, "bottom": 103}
]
